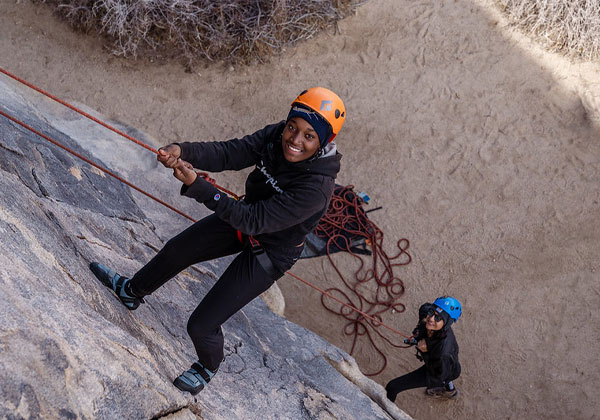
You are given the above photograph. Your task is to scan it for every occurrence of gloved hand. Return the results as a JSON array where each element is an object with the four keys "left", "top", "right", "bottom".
[
  {"left": 157, "top": 144, "right": 181, "bottom": 168},
  {"left": 404, "top": 337, "right": 417, "bottom": 346}
]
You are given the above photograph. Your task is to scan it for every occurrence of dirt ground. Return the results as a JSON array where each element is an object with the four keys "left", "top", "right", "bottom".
[{"left": 1, "top": 0, "right": 599, "bottom": 419}]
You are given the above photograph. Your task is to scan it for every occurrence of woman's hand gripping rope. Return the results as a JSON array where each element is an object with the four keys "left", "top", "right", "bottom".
[
  {"left": 173, "top": 159, "right": 198, "bottom": 186},
  {"left": 158, "top": 144, "right": 200, "bottom": 186},
  {"left": 158, "top": 143, "right": 239, "bottom": 200},
  {"left": 157, "top": 144, "right": 182, "bottom": 168}
]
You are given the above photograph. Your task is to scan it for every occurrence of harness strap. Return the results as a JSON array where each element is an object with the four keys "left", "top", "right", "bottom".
[
  {"left": 191, "top": 362, "right": 216, "bottom": 383},
  {"left": 236, "top": 230, "right": 281, "bottom": 280}
]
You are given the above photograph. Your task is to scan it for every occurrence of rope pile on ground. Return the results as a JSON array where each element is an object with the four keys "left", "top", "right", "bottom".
[{"left": 314, "top": 185, "right": 412, "bottom": 376}]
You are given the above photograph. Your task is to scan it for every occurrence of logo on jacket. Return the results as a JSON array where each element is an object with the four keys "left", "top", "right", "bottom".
[{"left": 256, "top": 163, "right": 283, "bottom": 194}]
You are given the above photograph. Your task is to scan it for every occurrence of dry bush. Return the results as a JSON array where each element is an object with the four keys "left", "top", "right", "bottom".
[
  {"left": 498, "top": 0, "right": 600, "bottom": 60},
  {"left": 37, "top": 0, "right": 363, "bottom": 64}
]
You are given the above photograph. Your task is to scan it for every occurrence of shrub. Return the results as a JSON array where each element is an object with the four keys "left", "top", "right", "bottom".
[
  {"left": 498, "top": 0, "right": 600, "bottom": 60},
  {"left": 38, "top": 0, "right": 362, "bottom": 64}
]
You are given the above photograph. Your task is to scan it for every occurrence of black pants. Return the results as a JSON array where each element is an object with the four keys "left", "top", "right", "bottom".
[
  {"left": 129, "top": 214, "right": 281, "bottom": 371},
  {"left": 385, "top": 365, "right": 451, "bottom": 402}
]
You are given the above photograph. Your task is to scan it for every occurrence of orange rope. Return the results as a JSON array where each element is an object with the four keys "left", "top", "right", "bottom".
[
  {"left": 286, "top": 271, "right": 409, "bottom": 338},
  {"left": 0, "top": 67, "right": 411, "bottom": 347},
  {"left": 0, "top": 67, "right": 158, "bottom": 154},
  {"left": 0, "top": 66, "right": 240, "bottom": 201},
  {"left": 0, "top": 109, "right": 197, "bottom": 223}
]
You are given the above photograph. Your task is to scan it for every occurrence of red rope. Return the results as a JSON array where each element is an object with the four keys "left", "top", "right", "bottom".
[
  {"left": 0, "top": 109, "right": 197, "bottom": 223},
  {"left": 0, "top": 67, "right": 158, "bottom": 155},
  {"left": 0, "top": 68, "right": 414, "bottom": 373},
  {"left": 314, "top": 185, "right": 412, "bottom": 376},
  {"left": 286, "top": 271, "right": 409, "bottom": 339},
  {"left": 0, "top": 66, "right": 240, "bottom": 201}
]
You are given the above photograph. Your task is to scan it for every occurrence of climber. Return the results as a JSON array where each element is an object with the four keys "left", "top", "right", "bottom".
[
  {"left": 89, "top": 87, "right": 346, "bottom": 395},
  {"left": 385, "top": 296, "right": 462, "bottom": 401}
]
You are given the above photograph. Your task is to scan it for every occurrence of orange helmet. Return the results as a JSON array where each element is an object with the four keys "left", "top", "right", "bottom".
[{"left": 291, "top": 87, "right": 346, "bottom": 143}]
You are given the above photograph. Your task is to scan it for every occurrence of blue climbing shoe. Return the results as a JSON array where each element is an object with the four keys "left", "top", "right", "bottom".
[
  {"left": 89, "top": 262, "right": 144, "bottom": 310},
  {"left": 173, "top": 361, "right": 217, "bottom": 395}
]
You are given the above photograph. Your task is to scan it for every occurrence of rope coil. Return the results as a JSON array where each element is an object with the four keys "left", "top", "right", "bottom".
[{"left": 314, "top": 186, "right": 412, "bottom": 375}]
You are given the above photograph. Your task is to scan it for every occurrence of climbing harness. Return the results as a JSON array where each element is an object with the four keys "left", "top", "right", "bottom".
[
  {"left": 236, "top": 230, "right": 281, "bottom": 280},
  {"left": 0, "top": 67, "right": 414, "bottom": 374}
]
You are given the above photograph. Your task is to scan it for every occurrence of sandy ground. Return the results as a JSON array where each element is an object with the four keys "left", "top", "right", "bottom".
[{"left": 1, "top": 0, "right": 600, "bottom": 419}]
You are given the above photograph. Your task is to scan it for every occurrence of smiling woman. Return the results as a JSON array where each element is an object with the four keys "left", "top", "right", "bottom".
[
  {"left": 90, "top": 87, "right": 347, "bottom": 395},
  {"left": 282, "top": 117, "right": 321, "bottom": 162},
  {"left": 282, "top": 87, "right": 345, "bottom": 163}
]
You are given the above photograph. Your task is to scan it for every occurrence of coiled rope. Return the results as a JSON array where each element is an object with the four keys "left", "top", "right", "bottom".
[
  {"left": 314, "top": 185, "right": 412, "bottom": 375},
  {"left": 0, "top": 67, "right": 413, "bottom": 371}
]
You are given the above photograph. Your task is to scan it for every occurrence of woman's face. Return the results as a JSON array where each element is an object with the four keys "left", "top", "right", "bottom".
[
  {"left": 425, "top": 311, "right": 445, "bottom": 331},
  {"left": 281, "top": 117, "right": 321, "bottom": 163}
]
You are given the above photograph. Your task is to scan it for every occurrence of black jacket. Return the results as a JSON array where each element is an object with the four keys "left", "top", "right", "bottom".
[
  {"left": 178, "top": 121, "right": 342, "bottom": 272},
  {"left": 413, "top": 303, "right": 461, "bottom": 386}
]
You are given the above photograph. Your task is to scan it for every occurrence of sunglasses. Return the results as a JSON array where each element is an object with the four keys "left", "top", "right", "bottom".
[{"left": 426, "top": 309, "right": 444, "bottom": 322}]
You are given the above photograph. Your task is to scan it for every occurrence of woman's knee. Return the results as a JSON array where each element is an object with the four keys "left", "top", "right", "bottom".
[
  {"left": 186, "top": 310, "right": 221, "bottom": 340},
  {"left": 159, "top": 236, "right": 183, "bottom": 260},
  {"left": 385, "top": 381, "right": 398, "bottom": 402},
  {"left": 385, "top": 377, "right": 402, "bottom": 393},
  {"left": 187, "top": 315, "right": 207, "bottom": 339},
  {"left": 385, "top": 381, "right": 394, "bottom": 392}
]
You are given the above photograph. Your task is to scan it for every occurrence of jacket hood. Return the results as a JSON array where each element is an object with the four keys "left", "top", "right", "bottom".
[{"left": 290, "top": 142, "right": 342, "bottom": 178}]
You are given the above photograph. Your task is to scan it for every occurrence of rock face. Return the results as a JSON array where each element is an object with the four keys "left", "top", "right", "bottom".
[{"left": 0, "top": 77, "right": 412, "bottom": 420}]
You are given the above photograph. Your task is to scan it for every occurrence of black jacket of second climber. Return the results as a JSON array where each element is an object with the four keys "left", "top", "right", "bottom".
[
  {"left": 177, "top": 121, "right": 342, "bottom": 272},
  {"left": 413, "top": 303, "right": 461, "bottom": 386}
]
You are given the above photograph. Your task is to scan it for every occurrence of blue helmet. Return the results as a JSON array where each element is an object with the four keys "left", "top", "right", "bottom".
[{"left": 433, "top": 296, "right": 462, "bottom": 322}]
